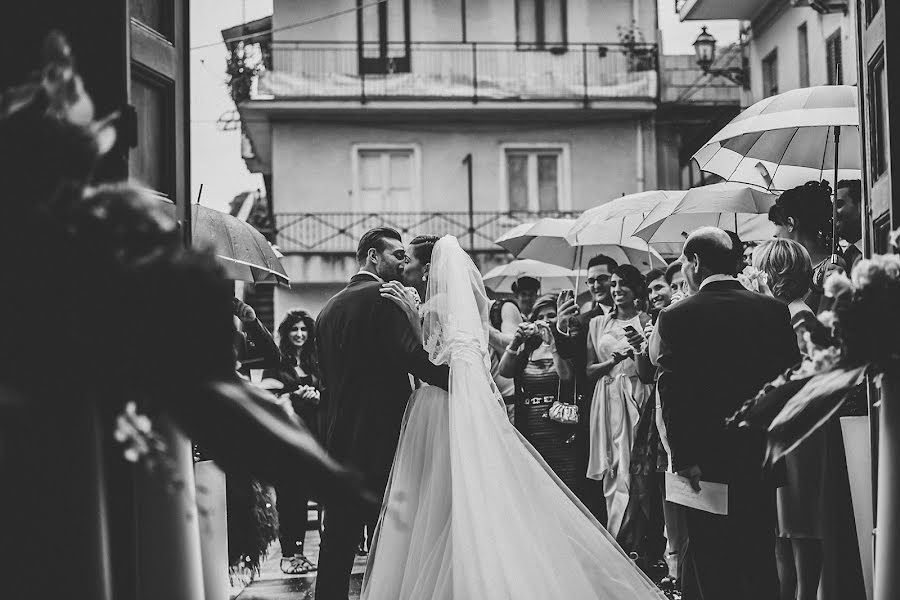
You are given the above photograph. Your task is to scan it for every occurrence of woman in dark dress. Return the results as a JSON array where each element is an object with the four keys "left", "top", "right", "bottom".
[
  {"left": 498, "top": 294, "right": 579, "bottom": 490},
  {"left": 263, "top": 309, "right": 321, "bottom": 575}
]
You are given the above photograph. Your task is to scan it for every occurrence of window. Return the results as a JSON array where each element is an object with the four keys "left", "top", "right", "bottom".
[
  {"left": 867, "top": 0, "right": 882, "bottom": 24},
  {"left": 353, "top": 146, "right": 420, "bottom": 212},
  {"left": 869, "top": 51, "right": 887, "bottom": 179},
  {"left": 515, "top": 0, "right": 567, "bottom": 48},
  {"left": 798, "top": 23, "right": 809, "bottom": 88},
  {"left": 826, "top": 30, "right": 843, "bottom": 85},
  {"left": 762, "top": 49, "right": 779, "bottom": 97},
  {"left": 358, "top": 0, "right": 410, "bottom": 74},
  {"left": 502, "top": 145, "right": 569, "bottom": 211}
]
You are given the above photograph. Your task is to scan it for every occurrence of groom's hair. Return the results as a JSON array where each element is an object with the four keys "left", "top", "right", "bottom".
[
  {"left": 357, "top": 227, "right": 402, "bottom": 264},
  {"left": 682, "top": 227, "right": 735, "bottom": 276},
  {"left": 409, "top": 235, "right": 440, "bottom": 265}
]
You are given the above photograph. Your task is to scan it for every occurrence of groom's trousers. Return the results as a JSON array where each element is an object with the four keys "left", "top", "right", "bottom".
[
  {"left": 681, "top": 479, "right": 777, "bottom": 600},
  {"left": 315, "top": 501, "right": 379, "bottom": 600}
]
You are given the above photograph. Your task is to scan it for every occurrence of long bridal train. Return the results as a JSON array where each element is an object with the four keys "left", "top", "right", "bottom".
[{"left": 361, "top": 236, "right": 663, "bottom": 600}]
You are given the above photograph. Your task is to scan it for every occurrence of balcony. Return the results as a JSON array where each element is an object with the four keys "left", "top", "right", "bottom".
[
  {"left": 676, "top": 0, "right": 766, "bottom": 21},
  {"left": 274, "top": 211, "right": 577, "bottom": 254},
  {"left": 252, "top": 41, "right": 658, "bottom": 105}
]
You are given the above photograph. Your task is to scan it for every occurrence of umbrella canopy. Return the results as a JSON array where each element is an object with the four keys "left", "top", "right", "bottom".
[
  {"left": 692, "top": 85, "right": 860, "bottom": 191},
  {"left": 567, "top": 190, "right": 687, "bottom": 257},
  {"left": 634, "top": 183, "right": 777, "bottom": 244},
  {"left": 154, "top": 197, "right": 290, "bottom": 287},
  {"left": 497, "top": 217, "right": 665, "bottom": 271},
  {"left": 483, "top": 259, "right": 585, "bottom": 294},
  {"left": 495, "top": 218, "right": 576, "bottom": 262}
]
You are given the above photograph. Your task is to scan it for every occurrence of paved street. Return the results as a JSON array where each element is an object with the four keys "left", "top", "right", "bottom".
[{"left": 235, "top": 519, "right": 367, "bottom": 600}]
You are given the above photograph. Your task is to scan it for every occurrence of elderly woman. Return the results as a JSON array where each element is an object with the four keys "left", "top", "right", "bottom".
[
  {"left": 498, "top": 294, "right": 578, "bottom": 489},
  {"left": 584, "top": 264, "right": 653, "bottom": 537},
  {"left": 753, "top": 239, "right": 828, "bottom": 600}
]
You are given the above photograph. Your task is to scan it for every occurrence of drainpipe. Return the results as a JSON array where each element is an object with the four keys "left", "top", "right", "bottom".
[{"left": 636, "top": 119, "right": 645, "bottom": 192}]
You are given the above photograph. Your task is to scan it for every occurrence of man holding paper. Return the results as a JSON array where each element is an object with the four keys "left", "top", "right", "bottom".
[{"left": 651, "top": 227, "right": 798, "bottom": 600}]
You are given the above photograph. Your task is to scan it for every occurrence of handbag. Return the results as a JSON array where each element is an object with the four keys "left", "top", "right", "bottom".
[{"left": 548, "top": 377, "right": 580, "bottom": 425}]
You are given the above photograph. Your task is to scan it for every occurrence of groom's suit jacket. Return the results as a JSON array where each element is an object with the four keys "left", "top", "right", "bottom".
[
  {"left": 316, "top": 273, "right": 449, "bottom": 493},
  {"left": 653, "top": 279, "right": 799, "bottom": 484}
]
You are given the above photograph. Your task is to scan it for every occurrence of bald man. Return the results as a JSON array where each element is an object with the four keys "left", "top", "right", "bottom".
[{"left": 651, "top": 227, "right": 798, "bottom": 600}]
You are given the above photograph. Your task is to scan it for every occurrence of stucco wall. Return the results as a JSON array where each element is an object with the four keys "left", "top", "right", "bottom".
[
  {"left": 748, "top": 6, "right": 857, "bottom": 101},
  {"left": 271, "top": 117, "right": 653, "bottom": 215},
  {"left": 273, "top": 0, "right": 659, "bottom": 44}
]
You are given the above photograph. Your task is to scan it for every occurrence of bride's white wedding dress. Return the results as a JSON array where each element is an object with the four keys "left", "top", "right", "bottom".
[{"left": 361, "top": 236, "right": 664, "bottom": 600}]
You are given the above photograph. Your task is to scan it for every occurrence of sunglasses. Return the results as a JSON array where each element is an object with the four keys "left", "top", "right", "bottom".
[
  {"left": 586, "top": 275, "right": 610, "bottom": 285},
  {"left": 388, "top": 250, "right": 408, "bottom": 261}
]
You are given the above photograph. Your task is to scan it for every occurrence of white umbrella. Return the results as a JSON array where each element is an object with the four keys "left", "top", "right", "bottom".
[
  {"left": 496, "top": 217, "right": 665, "bottom": 271},
  {"left": 693, "top": 85, "right": 860, "bottom": 192},
  {"left": 568, "top": 190, "right": 687, "bottom": 257},
  {"left": 482, "top": 260, "right": 585, "bottom": 294},
  {"left": 634, "top": 182, "right": 777, "bottom": 244},
  {"left": 495, "top": 218, "right": 576, "bottom": 262}
]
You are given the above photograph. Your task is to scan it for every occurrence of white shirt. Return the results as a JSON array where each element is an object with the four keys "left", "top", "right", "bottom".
[
  {"left": 355, "top": 270, "right": 383, "bottom": 283},
  {"left": 698, "top": 274, "right": 736, "bottom": 290}
]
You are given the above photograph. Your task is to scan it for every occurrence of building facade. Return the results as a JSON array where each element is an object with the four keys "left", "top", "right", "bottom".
[{"left": 229, "top": 0, "right": 737, "bottom": 316}]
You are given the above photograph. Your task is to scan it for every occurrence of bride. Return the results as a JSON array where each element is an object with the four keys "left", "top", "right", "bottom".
[{"left": 361, "top": 235, "right": 664, "bottom": 599}]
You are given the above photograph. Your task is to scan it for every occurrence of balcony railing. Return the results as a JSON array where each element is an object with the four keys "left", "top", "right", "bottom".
[
  {"left": 255, "top": 41, "right": 658, "bottom": 103},
  {"left": 275, "top": 211, "right": 578, "bottom": 253}
]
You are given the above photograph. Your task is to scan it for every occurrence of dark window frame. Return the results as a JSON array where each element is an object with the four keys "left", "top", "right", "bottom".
[
  {"left": 514, "top": 0, "right": 568, "bottom": 51},
  {"left": 798, "top": 22, "right": 810, "bottom": 88},
  {"left": 356, "top": 0, "right": 412, "bottom": 74},
  {"left": 762, "top": 48, "right": 779, "bottom": 97},
  {"left": 826, "top": 28, "right": 843, "bottom": 85}
]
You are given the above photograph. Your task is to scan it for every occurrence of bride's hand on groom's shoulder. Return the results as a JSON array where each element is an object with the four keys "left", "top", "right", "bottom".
[{"left": 381, "top": 281, "right": 423, "bottom": 336}]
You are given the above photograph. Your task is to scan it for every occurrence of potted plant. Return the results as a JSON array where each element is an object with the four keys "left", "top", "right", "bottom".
[{"left": 617, "top": 21, "right": 656, "bottom": 72}]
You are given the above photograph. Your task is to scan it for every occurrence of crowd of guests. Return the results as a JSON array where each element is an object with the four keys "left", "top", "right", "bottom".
[{"left": 231, "top": 178, "right": 867, "bottom": 599}]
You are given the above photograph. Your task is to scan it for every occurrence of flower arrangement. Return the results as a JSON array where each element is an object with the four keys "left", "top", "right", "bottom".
[
  {"left": 616, "top": 21, "right": 656, "bottom": 72},
  {"left": 729, "top": 244, "right": 900, "bottom": 465},
  {"left": 737, "top": 265, "right": 767, "bottom": 293}
]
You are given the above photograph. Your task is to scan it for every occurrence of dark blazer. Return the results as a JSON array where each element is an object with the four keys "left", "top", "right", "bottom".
[
  {"left": 655, "top": 279, "right": 799, "bottom": 483},
  {"left": 315, "top": 273, "right": 449, "bottom": 492}
]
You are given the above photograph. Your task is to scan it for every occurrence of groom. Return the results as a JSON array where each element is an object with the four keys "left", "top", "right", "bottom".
[
  {"left": 651, "top": 227, "right": 798, "bottom": 600},
  {"left": 314, "top": 227, "right": 449, "bottom": 600}
]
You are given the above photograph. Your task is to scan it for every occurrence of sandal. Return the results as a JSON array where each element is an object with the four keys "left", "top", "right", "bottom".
[{"left": 280, "top": 555, "right": 315, "bottom": 575}]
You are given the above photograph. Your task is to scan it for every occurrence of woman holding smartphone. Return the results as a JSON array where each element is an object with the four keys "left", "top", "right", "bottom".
[
  {"left": 584, "top": 265, "right": 652, "bottom": 537},
  {"left": 498, "top": 294, "right": 578, "bottom": 490}
]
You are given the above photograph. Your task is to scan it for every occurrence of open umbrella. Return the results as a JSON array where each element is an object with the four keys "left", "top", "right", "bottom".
[
  {"left": 693, "top": 85, "right": 860, "bottom": 192},
  {"left": 496, "top": 217, "right": 665, "bottom": 271},
  {"left": 483, "top": 259, "right": 585, "bottom": 294},
  {"left": 634, "top": 182, "right": 777, "bottom": 245},
  {"left": 567, "top": 190, "right": 687, "bottom": 258},
  {"left": 153, "top": 196, "right": 290, "bottom": 287}
]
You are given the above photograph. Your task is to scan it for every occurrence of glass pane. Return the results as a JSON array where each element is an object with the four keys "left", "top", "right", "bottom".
[
  {"left": 361, "top": 0, "right": 381, "bottom": 57},
  {"left": 870, "top": 55, "right": 887, "bottom": 177},
  {"left": 387, "top": 0, "right": 407, "bottom": 51},
  {"left": 129, "top": 73, "right": 170, "bottom": 195},
  {"left": 516, "top": 0, "right": 537, "bottom": 44},
  {"left": 537, "top": 154, "right": 559, "bottom": 210},
  {"left": 507, "top": 154, "right": 529, "bottom": 211},
  {"left": 543, "top": 0, "right": 565, "bottom": 45},
  {"left": 827, "top": 32, "right": 843, "bottom": 85},
  {"left": 130, "top": 0, "right": 172, "bottom": 39},
  {"left": 359, "top": 152, "right": 383, "bottom": 190},
  {"left": 798, "top": 24, "right": 809, "bottom": 88},
  {"left": 763, "top": 50, "right": 778, "bottom": 97},
  {"left": 389, "top": 152, "right": 412, "bottom": 189}
]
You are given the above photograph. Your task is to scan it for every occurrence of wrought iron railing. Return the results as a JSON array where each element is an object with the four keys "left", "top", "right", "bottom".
[
  {"left": 255, "top": 41, "right": 658, "bottom": 103},
  {"left": 274, "top": 211, "right": 577, "bottom": 253}
]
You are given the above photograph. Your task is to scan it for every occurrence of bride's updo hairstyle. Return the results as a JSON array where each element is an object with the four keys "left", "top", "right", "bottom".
[{"left": 409, "top": 234, "right": 440, "bottom": 265}]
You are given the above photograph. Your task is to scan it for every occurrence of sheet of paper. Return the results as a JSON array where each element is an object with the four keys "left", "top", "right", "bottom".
[{"left": 664, "top": 472, "right": 728, "bottom": 515}]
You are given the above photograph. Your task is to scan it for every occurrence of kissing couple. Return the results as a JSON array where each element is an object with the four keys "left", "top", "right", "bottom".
[{"left": 314, "top": 228, "right": 664, "bottom": 600}]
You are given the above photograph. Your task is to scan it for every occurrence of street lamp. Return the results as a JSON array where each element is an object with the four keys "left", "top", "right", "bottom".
[{"left": 692, "top": 26, "right": 749, "bottom": 89}]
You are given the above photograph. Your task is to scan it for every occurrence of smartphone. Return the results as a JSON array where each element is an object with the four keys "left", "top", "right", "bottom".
[{"left": 623, "top": 324, "right": 638, "bottom": 335}]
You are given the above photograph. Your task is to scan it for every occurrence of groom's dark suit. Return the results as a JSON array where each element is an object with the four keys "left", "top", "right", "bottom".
[
  {"left": 654, "top": 279, "right": 798, "bottom": 600},
  {"left": 314, "top": 272, "right": 449, "bottom": 600}
]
